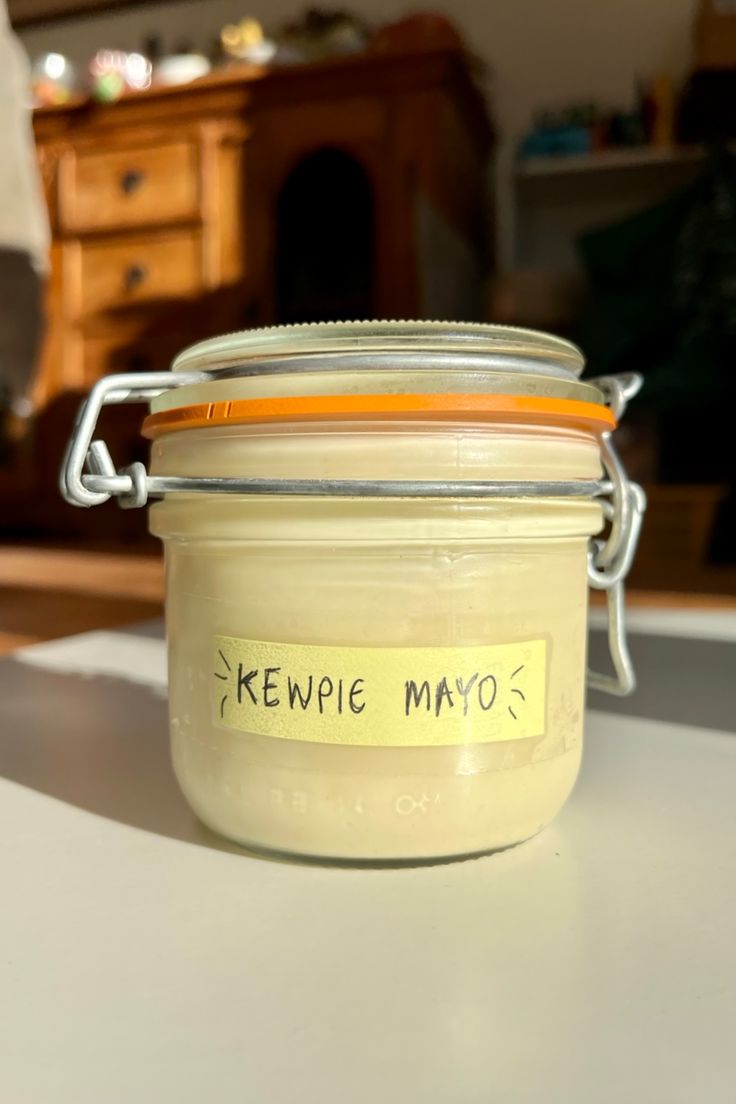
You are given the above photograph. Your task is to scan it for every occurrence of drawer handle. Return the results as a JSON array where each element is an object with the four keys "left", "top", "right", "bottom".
[
  {"left": 124, "top": 263, "right": 148, "bottom": 292},
  {"left": 121, "top": 169, "right": 145, "bottom": 195}
]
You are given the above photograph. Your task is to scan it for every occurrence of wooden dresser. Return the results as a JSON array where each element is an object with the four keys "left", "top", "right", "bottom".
[{"left": 17, "top": 47, "right": 492, "bottom": 538}]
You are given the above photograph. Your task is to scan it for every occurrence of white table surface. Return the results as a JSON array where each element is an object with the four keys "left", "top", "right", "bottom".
[{"left": 1, "top": 613, "right": 735, "bottom": 1103}]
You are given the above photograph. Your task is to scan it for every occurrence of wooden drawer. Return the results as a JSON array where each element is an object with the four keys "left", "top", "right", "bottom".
[
  {"left": 77, "top": 230, "right": 204, "bottom": 316},
  {"left": 62, "top": 140, "right": 201, "bottom": 233}
]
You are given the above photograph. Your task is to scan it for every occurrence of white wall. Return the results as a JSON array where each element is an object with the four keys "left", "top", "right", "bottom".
[{"left": 19, "top": 0, "right": 700, "bottom": 269}]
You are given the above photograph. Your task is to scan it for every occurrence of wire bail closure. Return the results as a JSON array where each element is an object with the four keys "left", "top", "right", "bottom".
[{"left": 60, "top": 368, "right": 646, "bottom": 696}]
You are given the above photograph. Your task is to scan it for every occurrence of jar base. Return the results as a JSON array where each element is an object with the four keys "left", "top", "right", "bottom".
[
  {"left": 173, "top": 740, "right": 581, "bottom": 868},
  {"left": 189, "top": 811, "right": 547, "bottom": 868}
]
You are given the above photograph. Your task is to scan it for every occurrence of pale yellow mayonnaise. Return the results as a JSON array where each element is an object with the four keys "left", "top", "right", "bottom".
[{"left": 150, "top": 419, "right": 602, "bottom": 862}]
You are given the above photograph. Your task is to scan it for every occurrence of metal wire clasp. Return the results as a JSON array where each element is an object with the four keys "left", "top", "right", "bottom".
[
  {"left": 586, "top": 374, "right": 647, "bottom": 695},
  {"left": 59, "top": 371, "right": 205, "bottom": 509}
]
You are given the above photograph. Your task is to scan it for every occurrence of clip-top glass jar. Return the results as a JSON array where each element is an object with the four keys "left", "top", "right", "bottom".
[{"left": 61, "top": 322, "right": 645, "bottom": 864}]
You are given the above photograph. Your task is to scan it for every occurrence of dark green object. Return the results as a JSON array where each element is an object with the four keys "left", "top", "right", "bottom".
[
  {"left": 577, "top": 146, "right": 736, "bottom": 411},
  {"left": 576, "top": 148, "right": 736, "bottom": 556}
]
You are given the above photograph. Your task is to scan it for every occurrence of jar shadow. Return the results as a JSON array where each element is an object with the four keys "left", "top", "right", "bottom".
[{"left": 0, "top": 654, "right": 242, "bottom": 854}]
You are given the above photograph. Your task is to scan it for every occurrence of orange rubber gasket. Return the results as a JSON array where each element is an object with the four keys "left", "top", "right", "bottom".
[{"left": 142, "top": 392, "right": 617, "bottom": 439}]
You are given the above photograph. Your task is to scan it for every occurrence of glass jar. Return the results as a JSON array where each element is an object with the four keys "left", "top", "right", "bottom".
[{"left": 61, "top": 322, "right": 645, "bottom": 864}]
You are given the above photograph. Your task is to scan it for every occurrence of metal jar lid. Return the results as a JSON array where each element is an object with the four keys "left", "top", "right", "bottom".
[{"left": 170, "top": 320, "right": 588, "bottom": 377}]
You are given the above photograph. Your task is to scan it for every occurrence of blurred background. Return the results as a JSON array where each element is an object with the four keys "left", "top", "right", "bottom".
[{"left": 1, "top": 0, "right": 735, "bottom": 651}]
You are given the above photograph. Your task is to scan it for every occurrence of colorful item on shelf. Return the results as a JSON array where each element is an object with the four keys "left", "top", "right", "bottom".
[
  {"left": 274, "top": 8, "right": 371, "bottom": 62},
  {"left": 520, "top": 125, "right": 591, "bottom": 160},
  {"left": 648, "top": 74, "right": 675, "bottom": 148},
  {"left": 220, "top": 18, "right": 277, "bottom": 64},
  {"left": 518, "top": 78, "right": 678, "bottom": 164},
  {"left": 31, "top": 52, "right": 76, "bottom": 107},
  {"left": 154, "top": 53, "right": 211, "bottom": 87},
  {"left": 89, "top": 49, "right": 152, "bottom": 103}
]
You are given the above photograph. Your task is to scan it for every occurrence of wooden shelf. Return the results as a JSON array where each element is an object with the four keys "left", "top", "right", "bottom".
[
  {"left": 516, "top": 144, "right": 703, "bottom": 179},
  {"left": 0, "top": 544, "right": 163, "bottom": 655}
]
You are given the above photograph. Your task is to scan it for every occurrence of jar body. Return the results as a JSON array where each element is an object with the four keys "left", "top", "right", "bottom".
[{"left": 150, "top": 419, "right": 602, "bottom": 863}]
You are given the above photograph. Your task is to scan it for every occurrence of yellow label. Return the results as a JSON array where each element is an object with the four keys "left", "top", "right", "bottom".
[{"left": 213, "top": 635, "right": 546, "bottom": 747}]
